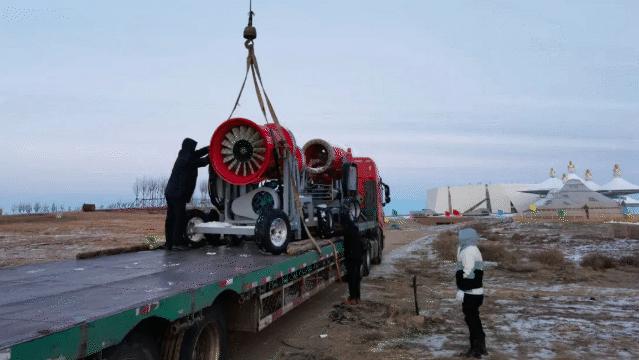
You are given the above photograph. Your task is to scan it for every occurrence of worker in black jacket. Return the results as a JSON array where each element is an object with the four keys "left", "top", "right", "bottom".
[
  {"left": 164, "top": 138, "right": 209, "bottom": 250},
  {"left": 342, "top": 211, "right": 364, "bottom": 305}
]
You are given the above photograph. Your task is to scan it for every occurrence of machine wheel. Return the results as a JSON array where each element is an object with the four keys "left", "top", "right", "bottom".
[
  {"left": 103, "top": 333, "right": 159, "bottom": 360},
  {"left": 255, "top": 208, "right": 291, "bottom": 255},
  {"left": 184, "top": 210, "right": 208, "bottom": 248},
  {"left": 342, "top": 198, "right": 361, "bottom": 223},
  {"left": 179, "top": 305, "right": 228, "bottom": 360},
  {"left": 361, "top": 244, "right": 371, "bottom": 277},
  {"left": 317, "top": 208, "right": 334, "bottom": 239}
]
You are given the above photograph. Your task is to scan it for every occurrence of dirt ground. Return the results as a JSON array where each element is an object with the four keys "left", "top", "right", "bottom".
[
  {"left": 257, "top": 219, "right": 639, "bottom": 360},
  {"left": 0, "top": 210, "right": 165, "bottom": 267},
  {"left": 1, "top": 213, "right": 638, "bottom": 359}
]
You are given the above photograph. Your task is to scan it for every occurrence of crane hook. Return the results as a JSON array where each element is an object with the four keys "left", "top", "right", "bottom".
[{"left": 243, "top": 0, "right": 257, "bottom": 41}]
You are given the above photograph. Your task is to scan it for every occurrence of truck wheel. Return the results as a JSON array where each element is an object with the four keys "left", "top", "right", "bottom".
[
  {"left": 361, "top": 245, "right": 371, "bottom": 277},
  {"left": 103, "top": 333, "right": 159, "bottom": 360},
  {"left": 184, "top": 210, "right": 208, "bottom": 248},
  {"left": 371, "top": 229, "right": 383, "bottom": 265},
  {"left": 180, "top": 305, "right": 228, "bottom": 360},
  {"left": 255, "top": 208, "right": 291, "bottom": 255}
]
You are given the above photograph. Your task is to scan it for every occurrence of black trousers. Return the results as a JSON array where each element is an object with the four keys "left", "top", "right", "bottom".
[
  {"left": 165, "top": 199, "right": 186, "bottom": 250},
  {"left": 462, "top": 294, "right": 485, "bottom": 347},
  {"left": 345, "top": 258, "right": 362, "bottom": 300}
]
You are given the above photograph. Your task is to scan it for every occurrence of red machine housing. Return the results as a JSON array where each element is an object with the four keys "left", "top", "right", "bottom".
[
  {"left": 303, "top": 139, "right": 353, "bottom": 180},
  {"left": 210, "top": 118, "right": 303, "bottom": 186}
]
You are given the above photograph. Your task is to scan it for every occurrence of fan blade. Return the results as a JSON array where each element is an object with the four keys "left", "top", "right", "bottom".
[
  {"left": 225, "top": 132, "right": 236, "bottom": 143},
  {"left": 253, "top": 147, "right": 266, "bottom": 153},
  {"left": 231, "top": 127, "right": 240, "bottom": 139},
  {"left": 250, "top": 157, "right": 261, "bottom": 170},
  {"left": 223, "top": 155, "right": 235, "bottom": 163},
  {"left": 221, "top": 148, "right": 233, "bottom": 155},
  {"left": 248, "top": 128, "right": 261, "bottom": 142}
]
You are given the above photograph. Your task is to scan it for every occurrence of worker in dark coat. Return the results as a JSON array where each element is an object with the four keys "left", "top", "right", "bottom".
[
  {"left": 342, "top": 212, "right": 364, "bottom": 305},
  {"left": 164, "top": 138, "right": 209, "bottom": 250}
]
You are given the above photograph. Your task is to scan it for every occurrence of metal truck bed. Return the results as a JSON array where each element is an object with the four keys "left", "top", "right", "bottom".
[{"left": 0, "top": 240, "right": 343, "bottom": 359}]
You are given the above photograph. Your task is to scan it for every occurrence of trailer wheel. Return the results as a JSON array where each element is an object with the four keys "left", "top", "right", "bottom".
[
  {"left": 361, "top": 245, "right": 371, "bottom": 277},
  {"left": 184, "top": 210, "right": 209, "bottom": 248},
  {"left": 180, "top": 305, "right": 228, "bottom": 360},
  {"left": 255, "top": 208, "right": 291, "bottom": 255},
  {"left": 103, "top": 333, "right": 159, "bottom": 360}
]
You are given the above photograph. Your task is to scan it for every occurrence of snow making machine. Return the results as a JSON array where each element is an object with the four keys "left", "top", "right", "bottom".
[{"left": 183, "top": 117, "right": 390, "bottom": 255}]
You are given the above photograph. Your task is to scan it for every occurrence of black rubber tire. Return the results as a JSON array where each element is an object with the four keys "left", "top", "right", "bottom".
[
  {"left": 371, "top": 229, "right": 383, "bottom": 265},
  {"left": 179, "top": 305, "right": 229, "bottom": 360},
  {"left": 103, "top": 333, "right": 159, "bottom": 360},
  {"left": 317, "top": 208, "right": 334, "bottom": 239},
  {"left": 361, "top": 244, "right": 371, "bottom": 277},
  {"left": 255, "top": 208, "right": 291, "bottom": 255},
  {"left": 184, "top": 209, "right": 209, "bottom": 248}
]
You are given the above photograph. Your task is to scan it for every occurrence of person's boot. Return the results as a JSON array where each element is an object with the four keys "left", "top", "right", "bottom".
[
  {"left": 477, "top": 337, "right": 487, "bottom": 356},
  {"left": 461, "top": 340, "right": 476, "bottom": 358},
  {"left": 461, "top": 339, "right": 482, "bottom": 358}
]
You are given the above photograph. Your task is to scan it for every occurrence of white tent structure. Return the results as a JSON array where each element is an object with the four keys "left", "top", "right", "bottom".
[
  {"left": 565, "top": 161, "right": 584, "bottom": 182},
  {"left": 427, "top": 183, "right": 537, "bottom": 215},
  {"left": 537, "top": 180, "right": 619, "bottom": 210},
  {"left": 522, "top": 168, "right": 564, "bottom": 195},
  {"left": 600, "top": 164, "right": 639, "bottom": 196},
  {"left": 583, "top": 169, "right": 601, "bottom": 191},
  {"left": 535, "top": 180, "right": 621, "bottom": 219}
]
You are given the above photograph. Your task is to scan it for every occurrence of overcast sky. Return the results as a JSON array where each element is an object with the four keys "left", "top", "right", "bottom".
[{"left": 1, "top": 1, "right": 638, "bottom": 213}]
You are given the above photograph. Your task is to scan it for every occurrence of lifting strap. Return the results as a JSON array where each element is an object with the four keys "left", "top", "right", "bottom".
[{"left": 226, "top": 6, "right": 342, "bottom": 280}]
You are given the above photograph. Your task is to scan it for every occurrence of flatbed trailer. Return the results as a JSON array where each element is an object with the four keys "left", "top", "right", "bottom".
[{"left": 0, "top": 239, "right": 344, "bottom": 360}]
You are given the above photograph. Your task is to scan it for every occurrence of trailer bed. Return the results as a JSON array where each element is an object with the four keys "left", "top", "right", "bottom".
[{"left": 0, "top": 240, "right": 343, "bottom": 359}]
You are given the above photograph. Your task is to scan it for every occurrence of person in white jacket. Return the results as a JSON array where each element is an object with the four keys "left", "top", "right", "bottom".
[{"left": 456, "top": 228, "right": 487, "bottom": 358}]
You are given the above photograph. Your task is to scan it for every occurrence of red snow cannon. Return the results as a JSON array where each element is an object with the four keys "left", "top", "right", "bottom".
[
  {"left": 302, "top": 139, "right": 353, "bottom": 178},
  {"left": 210, "top": 118, "right": 303, "bottom": 185}
]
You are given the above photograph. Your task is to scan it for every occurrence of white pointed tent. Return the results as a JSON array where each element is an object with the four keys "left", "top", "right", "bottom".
[
  {"left": 537, "top": 179, "right": 620, "bottom": 210},
  {"left": 565, "top": 161, "right": 584, "bottom": 182},
  {"left": 583, "top": 169, "right": 600, "bottom": 191},
  {"left": 521, "top": 168, "right": 564, "bottom": 195},
  {"left": 600, "top": 164, "right": 639, "bottom": 196}
]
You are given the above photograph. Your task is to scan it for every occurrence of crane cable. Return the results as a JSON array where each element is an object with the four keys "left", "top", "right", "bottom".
[{"left": 226, "top": 4, "right": 342, "bottom": 280}]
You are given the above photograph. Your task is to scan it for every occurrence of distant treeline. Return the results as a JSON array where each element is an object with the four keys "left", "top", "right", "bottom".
[
  {"left": 5, "top": 177, "right": 211, "bottom": 215},
  {"left": 9, "top": 202, "right": 78, "bottom": 215}
]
